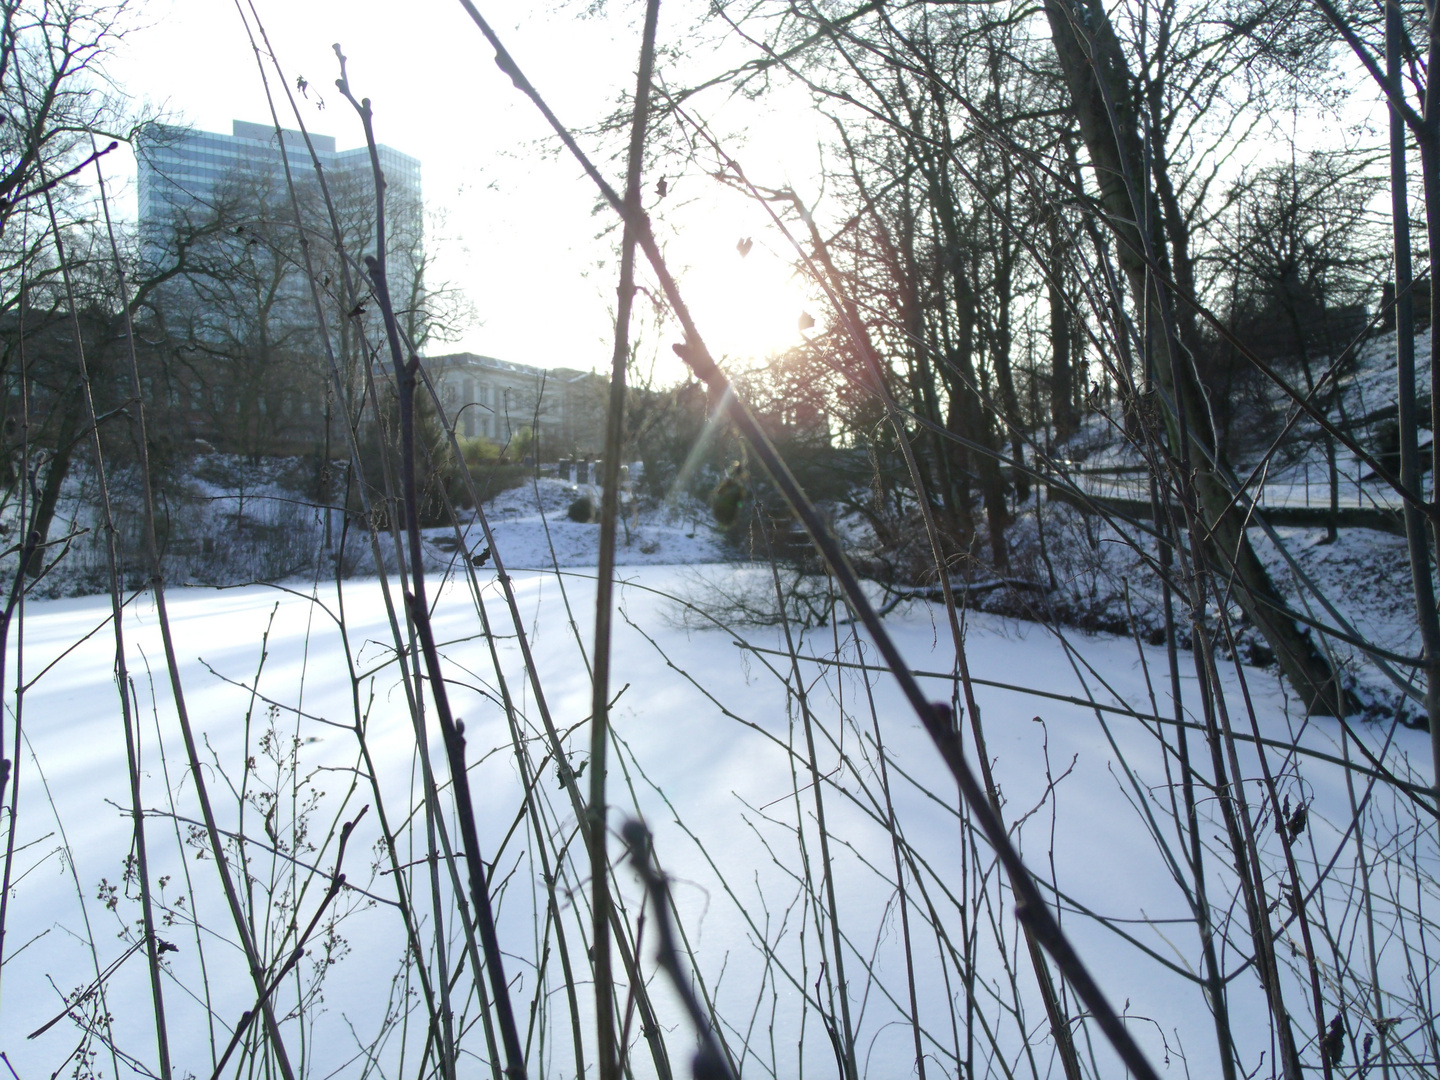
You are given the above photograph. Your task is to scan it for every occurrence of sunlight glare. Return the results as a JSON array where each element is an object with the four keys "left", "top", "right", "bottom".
[{"left": 674, "top": 234, "right": 818, "bottom": 369}]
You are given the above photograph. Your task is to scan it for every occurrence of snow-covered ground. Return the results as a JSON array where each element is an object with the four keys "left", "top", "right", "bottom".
[
  {"left": 3, "top": 556, "right": 1434, "bottom": 1078},
  {"left": 428, "top": 476, "right": 730, "bottom": 569},
  {"left": 1, "top": 462, "right": 733, "bottom": 598},
  {"left": 3, "top": 348, "right": 1436, "bottom": 1075},
  {"left": 1065, "top": 335, "right": 1433, "bottom": 512}
]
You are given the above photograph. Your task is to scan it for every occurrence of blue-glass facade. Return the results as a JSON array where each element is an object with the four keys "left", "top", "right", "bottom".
[
  {"left": 136, "top": 119, "right": 423, "bottom": 304},
  {"left": 138, "top": 120, "right": 419, "bottom": 226},
  {"left": 131, "top": 119, "right": 428, "bottom": 455}
]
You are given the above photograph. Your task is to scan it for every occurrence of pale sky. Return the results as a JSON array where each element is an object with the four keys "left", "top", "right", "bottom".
[
  {"left": 98, "top": 1, "right": 1385, "bottom": 386},
  {"left": 100, "top": 0, "right": 825, "bottom": 384}
]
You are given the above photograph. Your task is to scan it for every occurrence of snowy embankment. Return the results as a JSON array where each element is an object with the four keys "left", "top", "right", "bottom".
[
  {"left": 5, "top": 550, "right": 1433, "bottom": 1077},
  {"left": 425, "top": 475, "right": 730, "bottom": 569}
]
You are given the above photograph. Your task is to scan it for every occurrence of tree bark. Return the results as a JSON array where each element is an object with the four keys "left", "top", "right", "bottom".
[
  {"left": 942, "top": 257, "right": 1009, "bottom": 569},
  {"left": 26, "top": 386, "right": 80, "bottom": 578},
  {"left": 1048, "top": 213, "right": 1078, "bottom": 444},
  {"left": 1044, "top": 0, "right": 1348, "bottom": 721},
  {"left": 988, "top": 222, "right": 1029, "bottom": 502},
  {"left": 1388, "top": 0, "right": 1440, "bottom": 782}
]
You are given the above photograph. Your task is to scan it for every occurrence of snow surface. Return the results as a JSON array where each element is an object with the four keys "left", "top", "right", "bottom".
[
  {"left": 1063, "top": 335, "right": 1432, "bottom": 512},
  {"left": 430, "top": 476, "right": 731, "bottom": 569},
  {"left": 3, "top": 554, "right": 1434, "bottom": 1078}
]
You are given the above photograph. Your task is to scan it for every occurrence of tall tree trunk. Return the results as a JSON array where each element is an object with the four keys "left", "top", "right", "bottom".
[
  {"left": 900, "top": 196, "right": 968, "bottom": 535},
  {"left": 989, "top": 229, "right": 1029, "bottom": 502},
  {"left": 1048, "top": 213, "right": 1078, "bottom": 444},
  {"left": 26, "top": 388, "right": 80, "bottom": 578},
  {"left": 943, "top": 254, "right": 1008, "bottom": 569},
  {"left": 1388, "top": 0, "right": 1440, "bottom": 778},
  {"left": 916, "top": 108, "right": 1010, "bottom": 568},
  {"left": 1045, "top": 0, "right": 1347, "bottom": 721}
]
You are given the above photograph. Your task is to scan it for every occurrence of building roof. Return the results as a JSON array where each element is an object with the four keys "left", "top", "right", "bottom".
[{"left": 428, "top": 352, "right": 561, "bottom": 379}]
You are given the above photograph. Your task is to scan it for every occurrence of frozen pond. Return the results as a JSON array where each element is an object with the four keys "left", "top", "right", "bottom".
[{"left": 1, "top": 564, "right": 1433, "bottom": 1078}]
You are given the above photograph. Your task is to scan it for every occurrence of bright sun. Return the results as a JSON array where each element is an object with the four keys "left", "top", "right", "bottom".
[{"left": 660, "top": 225, "right": 820, "bottom": 377}]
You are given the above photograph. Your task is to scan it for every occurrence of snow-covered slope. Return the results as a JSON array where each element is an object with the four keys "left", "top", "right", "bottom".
[{"left": 428, "top": 475, "right": 730, "bottom": 569}]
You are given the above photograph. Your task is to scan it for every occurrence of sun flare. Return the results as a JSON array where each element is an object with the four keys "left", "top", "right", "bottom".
[{"left": 672, "top": 234, "right": 820, "bottom": 368}]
